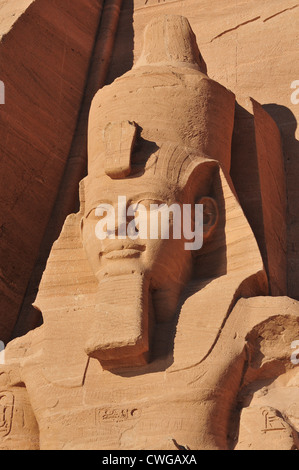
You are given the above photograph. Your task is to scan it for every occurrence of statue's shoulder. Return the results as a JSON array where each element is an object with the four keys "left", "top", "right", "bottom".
[
  {"left": 0, "top": 326, "right": 43, "bottom": 385},
  {"left": 231, "top": 296, "right": 299, "bottom": 450},
  {"left": 230, "top": 295, "right": 299, "bottom": 364},
  {"left": 233, "top": 295, "right": 299, "bottom": 321},
  {"left": 230, "top": 295, "right": 299, "bottom": 340}
]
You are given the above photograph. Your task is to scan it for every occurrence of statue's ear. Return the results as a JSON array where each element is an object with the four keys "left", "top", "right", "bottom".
[
  {"left": 177, "top": 156, "right": 218, "bottom": 200},
  {"left": 80, "top": 217, "right": 84, "bottom": 241},
  {"left": 198, "top": 196, "right": 219, "bottom": 241}
]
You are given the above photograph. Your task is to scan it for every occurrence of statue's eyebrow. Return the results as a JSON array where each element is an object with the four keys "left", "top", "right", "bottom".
[
  {"left": 85, "top": 200, "right": 113, "bottom": 217},
  {"left": 127, "top": 191, "right": 168, "bottom": 203}
]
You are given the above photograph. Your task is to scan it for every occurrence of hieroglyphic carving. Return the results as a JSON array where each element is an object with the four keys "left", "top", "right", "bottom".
[
  {"left": 145, "top": 0, "right": 166, "bottom": 4},
  {"left": 261, "top": 409, "right": 287, "bottom": 433},
  {"left": 0, "top": 392, "right": 14, "bottom": 437},
  {"left": 97, "top": 407, "right": 141, "bottom": 423},
  {"left": 144, "top": 0, "right": 176, "bottom": 6}
]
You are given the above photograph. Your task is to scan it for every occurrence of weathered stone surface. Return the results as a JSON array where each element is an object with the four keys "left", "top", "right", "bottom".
[
  {"left": 0, "top": 0, "right": 104, "bottom": 342},
  {"left": 0, "top": 2, "right": 298, "bottom": 451},
  {"left": 231, "top": 98, "right": 287, "bottom": 296},
  {"left": 109, "top": 0, "right": 299, "bottom": 298},
  {"left": 12, "top": 0, "right": 124, "bottom": 341},
  {"left": 231, "top": 297, "right": 299, "bottom": 450}
]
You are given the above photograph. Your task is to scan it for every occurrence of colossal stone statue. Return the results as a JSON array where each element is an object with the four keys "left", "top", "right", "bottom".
[{"left": 0, "top": 15, "right": 298, "bottom": 450}]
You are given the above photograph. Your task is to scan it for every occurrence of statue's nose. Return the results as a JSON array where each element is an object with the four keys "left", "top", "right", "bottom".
[{"left": 113, "top": 213, "right": 139, "bottom": 240}]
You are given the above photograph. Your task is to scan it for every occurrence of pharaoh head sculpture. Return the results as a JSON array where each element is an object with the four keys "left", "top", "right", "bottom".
[
  {"left": 35, "top": 16, "right": 266, "bottom": 378},
  {"left": 80, "top": 15, "right": 235, "bottom": 368}
]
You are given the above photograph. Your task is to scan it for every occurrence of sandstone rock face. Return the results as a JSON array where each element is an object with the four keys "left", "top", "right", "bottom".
[
  {"left": 12, "top": 0, "right": 123, "bottom": 341},
  {"left": 0, "top": 0, "right": 105, "bottom": 342},
  {"left": 109, "top": 0, "right": 299, "bottom": 298},
  {"left": 0, "top": 3, "right": 298, "bottom": 451}
]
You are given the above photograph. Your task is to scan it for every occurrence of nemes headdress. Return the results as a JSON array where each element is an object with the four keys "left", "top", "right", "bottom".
[{"left": 87, "top": 15, "right": 236, "bottom": 184}]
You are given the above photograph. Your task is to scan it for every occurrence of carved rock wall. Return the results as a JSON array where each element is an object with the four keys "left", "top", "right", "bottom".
[
  {"left": 0, "top": 5, "right": 298, "bottom": 451},
  {"left": 1, "top": 0, "right": 298, "bottom": 340},
  {"left": 109, "top": 0, "right": 299, "bottom": 297},
  {"left": 0, "top": 0, "right": 104, "bottom": 342}
]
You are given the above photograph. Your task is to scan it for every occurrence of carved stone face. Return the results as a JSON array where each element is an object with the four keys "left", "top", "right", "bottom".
[
  {"left": 81, "top": 157, "right": 219, "bottom": 369},
  {"left": 81, "top": 171, "right": 193, "bottom": 318},
  {"left": 79, "top": 13, "right": 229, "bottom": 368},
  {"left": 81, "top": 136, "right": 198, "bottom": 368},
  {"left": 80, "top": 114, "right": 219, "bottom": 371}
]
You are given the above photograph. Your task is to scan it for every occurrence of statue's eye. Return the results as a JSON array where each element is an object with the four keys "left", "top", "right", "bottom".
[
  {"left": 95, "top": 204, "right": 113, "bottom": 219},
  {"left": 86, "top": 204, "right": 112, "bottom": 220},
  {"left": 85, "top": 208, "right": 98, "bottom": 220},
  {"left": 135, "top": 199, "right": 165, "bottom": 210}
]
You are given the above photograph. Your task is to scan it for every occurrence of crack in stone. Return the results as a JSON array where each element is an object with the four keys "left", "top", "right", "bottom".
[
  {"left": 210, "top": 17, "right": 261, "bottom": 42},
  {"left": 263, "top": 4, "right": 298, "bottom": 22}
]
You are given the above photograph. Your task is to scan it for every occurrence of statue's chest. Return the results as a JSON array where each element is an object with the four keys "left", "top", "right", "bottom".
[{"left": 36, "top": 370, "right": 203, "bottom": 450}]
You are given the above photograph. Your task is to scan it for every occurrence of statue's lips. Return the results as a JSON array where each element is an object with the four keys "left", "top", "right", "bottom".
[{"left": 100, "top": 241, "right": 146, "bottom": 259}]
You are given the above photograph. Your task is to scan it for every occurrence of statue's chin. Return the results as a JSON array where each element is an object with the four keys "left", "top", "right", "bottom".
[
  {"left": 84, "top": 338, "right": 150, "bottom": 371},
  {"left": 84, "top": 271, "right": 152, "bottom": 371}
]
